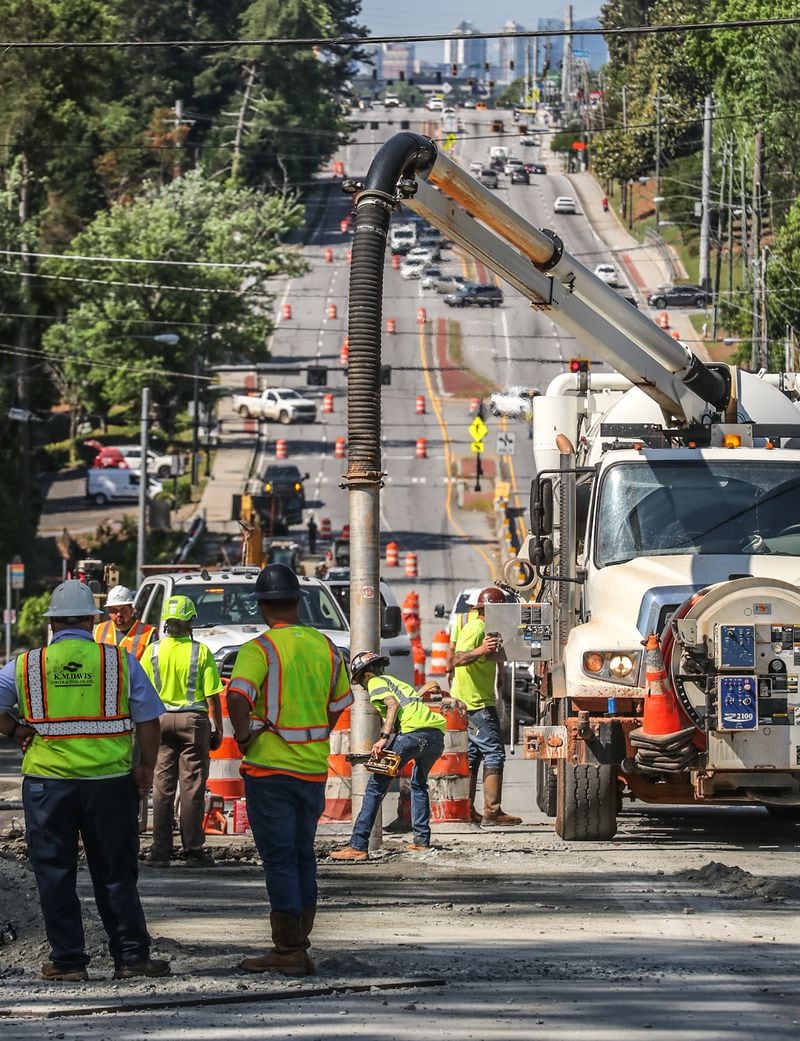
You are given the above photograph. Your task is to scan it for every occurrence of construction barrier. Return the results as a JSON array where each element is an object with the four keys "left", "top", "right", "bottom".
[
  {"left": 322, "top": 393, "right": 334, "bottom": 413},
  {"left": 429, "top": 702, "right": 472, "bottom": 824},
  {"left": 416, "top": 395, "right": 426, "bottom": 415},
  {"left": 275, "top": 438, "right": 288, "bottom": 459},
  {"left": 671, "top": 331, "right": 681, "bottom": 339},
  {"left": 386, "top": 318, "right": 396, "bottom": 334},
  {"left": 417, "top": 307, "right": 427, "bottom": 324},
  {"left": 339, "top": 343, "right": 349, "bottom": 365},
  {"left": 415, "top": 437, "right": 427, "bottom": 459},
  {"left": 324, "top": 248, "right": 333, "bottom": 263},
  {"left": 658, "top": 311, "right": 669, "bottom": 329},
  {"left": 430, "top": 630, "right": 450, "bottom": 675},
  {"left": 208, "top": 686, "right": 244, "bottom": 802},
  {"left": 340, "top": 219, "right": 349, "bottom": 233},
  {"left": 320, "top": 517, "right": 332, "bottom": 537},
  {"left": 334, "top": 437, "right": 346, "bottom": 459},
  {"left": 282, "top": 303, "right": 292, "bottom": 320},
  {"left": 385, "top": 541, "right": 399, "bottom": 566},
  {"left": 327, "top": 303, "right": 338, "bottom": 320},
  {"left": 321, "top": 707, "right": 352, "bottom": 823},
  {"left": 469, "top": 397, "right": 480, "bottom": 413},
  {"left": 404, "top": 551, "right": 418, "bottom": 578},
  {"left": 412, "top": 637, "right": 426, "bottom": 685},
  {"left": 402, "top": 592, "right": 420, "bottom": 637},
  {"left": 392, "top": 254, "right": 400, "bottom": 270}
]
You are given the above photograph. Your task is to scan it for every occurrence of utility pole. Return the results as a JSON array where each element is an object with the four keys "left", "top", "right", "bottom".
[
  {"left": 699, "top": 95, "right": 714, "bottom": 293},
  {"left": 562, "top": 5, "right": 573, "bottom": 121},
  {"left": 136, "top": 387, "right": 151, "bottom": 585},
  {"left": 654, "top": 91, "right": 661, "bottom": 233},
  {"left": 751, "top": 130, "right": 763, "bottom": 370},
  {"left": 712, "top": 137, "right": 727, "bottom": 340}
]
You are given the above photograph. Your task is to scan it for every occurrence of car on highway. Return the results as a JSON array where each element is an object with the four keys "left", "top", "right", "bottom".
[
  {"left": 443, "top": 282, "right": 504, "bottom": 308},
  {"left": 503, "top": 157, "right": 524, "bottom": 175},
  {"left": 594, "top": 263, "right": 620, "bottom": 287},
  {"left": 510, "top": 168, "right": 530, "bottom": 185},
  {"left": 405, "top": 245, "right": 438, "bottom": 266},
  {"left": 426, "top": 96, "right": 444, "bottom": 111},
  {"left": 420, "top": 265, "right": 445, "bottom": 289},
  {"left": 519, "top": 134, "right": 539, "bottom": 146},
  {"left": 433, "top": 273, "right": 467, "bottom": 294},
  {"left": 388, "top": 223, "right": 417, "bottom": 255},
  {"left": 647, "top": 283, "right": 710, "bottom": 308},
  {"left": 85, "top": 468, "right": 163, "bottom": 506},
  {"left": 525, "top": 162, "right": 546, "bottom": 175},
  {"left": 262, "top": 463, "right": 307, "bottom": 524},
  {"left": 110, "top": 445, "right": 187, "bottom": 479},
  {"left": 554, "top": 196, "right": 578, "bottom": 214},
  {"left": 614, "top": 287, "right": 640, "bottom": 308},
  {"left": 478, "top": 168, "right": 499, "bottom": 189},
  {"left": 233, "top": 387, "right": 317, "bottom": 424},
  {"left": 383, "top": 94, "right": 400, "bottom": 108},
  {"left": 468, "top": 159, "right": 483, "bottom": 173},
  {"left": 400, "top": 257, "right": 427, "bottom": 279},
  {"left": 462, "top": 97, "right": 477, "bottom": 109}
]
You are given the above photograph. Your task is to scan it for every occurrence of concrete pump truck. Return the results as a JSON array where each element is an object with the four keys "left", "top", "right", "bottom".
[{"left": 345, "top": 132, "right": 800, "bottom": 841}]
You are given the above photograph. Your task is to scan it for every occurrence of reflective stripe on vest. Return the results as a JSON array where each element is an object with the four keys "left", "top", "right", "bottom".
[
  {"left": 369, "top": 676, "right": 419, "bottom": 709},
  {"left": 253, "top": 633, "right": 331, "bottom": 743},
  {"left": 150, "top": 641, "right": 200, "bottom": 707},
  {"left": 94, "top": 619, "right": 155, "bottom": 660},
  {"left": 22, "top": 643, "right": 127, "bottom": 729}
]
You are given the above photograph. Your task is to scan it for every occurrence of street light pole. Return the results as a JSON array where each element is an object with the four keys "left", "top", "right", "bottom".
[
  {"left": 191, "top": 351, "right": 200, "bottom": 486},
  {"left": 136, "top": 386, "right": 151, "bottom": 585}
]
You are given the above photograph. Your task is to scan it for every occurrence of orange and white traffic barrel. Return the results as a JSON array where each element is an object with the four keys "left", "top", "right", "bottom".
[
  {"left": 320, "top": 517, "right": 332, "bottom": 537},
  {"left": 415, "top": 437, "right": 427, "bottom": 459},
  {"left": 429, "top": 630, "right": 449, "bottom": 675},
  {"left": 416, "top": 395, "right": 426, "bottom": 415},
  {"left": 324, "top": 248, "right": 333, "bottom": 263},
  {"left": 386, "top": 318, "right": 396, "bottom": 334},
  {"left": 392, "top": 254, "right": 400, "bottom": 270},
  {"left": 327, "top": 303, "right": 338, "bottom": 320},
  {"left": 417, "top": 307, "right": 427, "bottom": 324},
  {"left": 403, "top": 603, "right": 420, "bottom": 639},
  {"left": 412, "top": 638, "right": 426, "bottom": 685},
  {"left": 385, "top": 541, "right": 399, "bottom": 567},
  {"left": 404, "top": 551, "right": 418, "bottom": 578},
  {"left": 207, "top": 684, "right": 244, "bottom": 802},
  {"left": 282, "top": 303, "right": 292, "bottom": 320},
  {"left": 428, "top": 702, "right": 471, "bottom": 825},
  {"left": 339, "top": 342, "right": 349, "bottom": 365},
  {"left": 469, "top": 396, "right": 479, "bottom": 413},
  {"left": 340, "top": 219, "right": 349, "bottom": 234},
  {"left": 322, "top": 393, "right": 334, "bottom": 413},
  {"left": 275, "top": 438, "right": 288, "bottom": 459},
  {"left": 334, "top": 437, "right": 347, "bottom": 459},
  {"left": 321, "top": 707, "right": 352, "bottom": 823},
  {"left": 658, "top": 311, "right": 669, "bottom": 329}
]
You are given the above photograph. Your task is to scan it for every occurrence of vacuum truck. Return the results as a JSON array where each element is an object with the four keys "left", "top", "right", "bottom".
[{"left": 344, "top": 131, "right": 800, "bottom": 840}]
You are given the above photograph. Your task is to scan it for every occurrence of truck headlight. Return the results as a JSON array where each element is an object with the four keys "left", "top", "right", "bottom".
[{"left": 581, "top": 651, "right": 641, "bottom": 686}]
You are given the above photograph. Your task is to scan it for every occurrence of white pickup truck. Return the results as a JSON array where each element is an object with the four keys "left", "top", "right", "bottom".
[{"left": 232, "top": 387, "right": 317, "bottom": 424}]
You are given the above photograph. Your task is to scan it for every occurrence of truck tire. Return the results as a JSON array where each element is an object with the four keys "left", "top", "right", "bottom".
[
  {"left": 93, "top": 493, "right": 108, "bottom": 506},
  {"left": 555, "top": 761, "right": 618, "bottom": 841},
  {"left": 535, "top": 759, "right": 558, "bottom": 817},
  {"left": 279, "top": 410, "right": 291, "bottom": 425}
]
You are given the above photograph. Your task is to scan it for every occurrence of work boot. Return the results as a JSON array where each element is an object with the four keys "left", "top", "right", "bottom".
[
  {"left": 41, "top": 962, "right": 88, "bottom": 982},
  {"left": 468, "top": 764, "right": 483, "bottom": 825},
  {"left": 329, "top": 845, "right": 368, "bottom": 862},
  {"left": 184, "top": 849, "right": 215, "bottom": 867},
  {"left": 406, "top": 842, "right": 430, "bottom": 853},
  {"left": 481, "top": 767, "right": 522, "bottom": 827},
  {"left": 113, "top": 958, "right": 171, "bottom": 980},
  {"left": 301, "top": 906, "right": 316, "bottom": 975},
  {"left": 383, "top": 815, "right": 408, "bottom": 834},
  {"left": 238, "top": 912, "right": 307, "bottom": 977}
]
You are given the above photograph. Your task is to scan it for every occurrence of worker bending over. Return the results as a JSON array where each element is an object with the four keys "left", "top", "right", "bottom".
[
  {"left": 331, "top": 652, "right": 446, "bottom": 862},
  {"left": 94, "top": 585, "right": 156, "bottom": 660}
]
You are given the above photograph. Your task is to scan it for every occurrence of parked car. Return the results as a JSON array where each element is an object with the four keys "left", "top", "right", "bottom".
[
  {"left": 479, "top": 168, "right": 499, "bottom": 189},
  {"left": 433, "top": 273, "right": 467, "bottom": 294},
  {"left": 594, "top": 263, "right": 620, "bottom": 287},
  {"left": 647, "top": 283, "right": 710, "bottom": 308},
  {"left": 261, "top": 463, "right": 308, "bottom": 525},
  {"left": 388, "top": 223, "right": 417, "bottom": 255},
  {"left": 85, "top": 468, "right": 162, "bottom": 506},
  {"left": 321, "top": 567, "right": 413, "bottom": 684},
  {"left": 444, "top": 282, "right": 504, "bottom": 308},
  {"left": 525, "top": 162, "right": 546, "bottom": 175},
  {"left": 383, "top": 94, "right": 400, "bottom": 108},
  {"left": 421, "top": 265, "right": 445, "bottom": 289},
  {"left": 510, "top": 168, "right": 530, "bottom": 185},
  {"left": 554, "top": 196, "right": 577, "bottom": 214},
  {"left": 400, "top": 257, "right": 427, "bottom": 279},
  {"left": 89, "top": 446, "right": 129, "bottom": 469},
  {"left": 110, "top": 445, "right": 187, "bottom": 479}
]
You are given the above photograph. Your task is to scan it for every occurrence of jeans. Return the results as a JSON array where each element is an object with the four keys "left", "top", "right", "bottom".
[
  {"left": 350, "top": 727, "right": 445, "bottom": 850},
  {"left": 22, "top": 774, "right": 150, "bottom": 969},
  {"left": 467, "top": 705, "right": 505, "bottom": 771},
  {"left": 244, "top": 773, "right": 326, "bottom": 918}
]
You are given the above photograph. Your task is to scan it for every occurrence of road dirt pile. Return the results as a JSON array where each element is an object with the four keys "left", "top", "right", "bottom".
[{"left": 674, "top": 860, "right": 800, "bottom": 902}]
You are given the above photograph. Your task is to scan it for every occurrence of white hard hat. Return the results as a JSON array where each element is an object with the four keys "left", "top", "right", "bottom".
[
  {"left": 105, "top": 585, "right": 135, "bottom": 608},
  {"left": 44, "top": 581, "right": 101, "bottom": 618}
]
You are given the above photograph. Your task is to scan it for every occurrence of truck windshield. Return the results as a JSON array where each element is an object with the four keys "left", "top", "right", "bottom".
[
  {"left": 595, "top": 460, "right": 800, "bottom": 565},
  {"left": 185, "top": 582, "right": 347, "bottom": 631}
]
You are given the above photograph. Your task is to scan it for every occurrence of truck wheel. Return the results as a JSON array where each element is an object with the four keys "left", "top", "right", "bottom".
[
  {"left": 157, "top": 466, "right": 170, "bottom": 478},
  {"left": 93, "top": 493, "right": 108, "bottom": 506},
  {"left": 238, "top": 405, "right": 250, "bottom": 417},
  {"left": 279, "top": 410, "right": 291, "bottom": 425},
  {"left": 555, "top": 761, "right": 618, "bottom": 840},
  {"left": 535, "top": 759, "right": 558, "bottom": 817}
]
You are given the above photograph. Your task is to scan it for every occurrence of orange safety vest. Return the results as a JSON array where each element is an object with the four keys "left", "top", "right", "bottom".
[{"left": 94, "top": 618, "right": 157, "bottom": 661}]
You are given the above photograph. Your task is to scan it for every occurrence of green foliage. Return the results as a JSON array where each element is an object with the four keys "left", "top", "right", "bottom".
[
  {"left": 17, "top": 591, "right": 51, "bottom": 647},
  {"left": 551, "top": 124, "right": 585, "bottom": 154}
]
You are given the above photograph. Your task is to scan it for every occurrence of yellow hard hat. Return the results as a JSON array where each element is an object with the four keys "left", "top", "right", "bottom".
[{"left": 162, "top": 595, "right": 197, "bottom": 622}]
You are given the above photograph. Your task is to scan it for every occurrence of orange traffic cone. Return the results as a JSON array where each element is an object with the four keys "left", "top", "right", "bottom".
[{"left": 640, "top": 633, "right": 683, "bottom": 736}]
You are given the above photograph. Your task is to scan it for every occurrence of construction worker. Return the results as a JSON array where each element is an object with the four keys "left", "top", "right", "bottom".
[
  {"left": 452, "top": 586, "right": 522, "bottom": 827},
  {"left": 0, "top": 581, "right": 169, "bottom": 982},
  {"left": 226, "top": 564, "right": 352, "bottom": 977},
  {"left": 94, "top": 585, "right": 157, "bottom": 661},
  {"left": 446, "top": 590, "right": 480, "bottom": 686},
  {"left": 140, "top": 595, "right": 224, "bottom": 868},
  {"left": 331, "top": 653, "right": 446, "bottom": 862}
]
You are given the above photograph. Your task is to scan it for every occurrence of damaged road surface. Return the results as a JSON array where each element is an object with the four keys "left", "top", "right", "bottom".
[{"left": 1, "top": 803, "right": 799, "bottom": 1039}]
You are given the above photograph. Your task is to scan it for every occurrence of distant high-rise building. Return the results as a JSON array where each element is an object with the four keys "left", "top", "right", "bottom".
[
  {"left": 443, "top": 21, "right": 487, "bottom": 76},
  {"left": 381, "top": 42, "right": 415, "bottom": 83},
  {"left": 498, "top": 21, "right": 528, "bottom": 84},
  {"left": 536, "top": 17, "right": 608, "bottom": 72}
]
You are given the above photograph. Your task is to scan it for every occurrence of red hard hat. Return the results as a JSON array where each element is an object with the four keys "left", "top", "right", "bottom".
[{"left": 476, "top": 586, "right": 507, "bottom": 606}]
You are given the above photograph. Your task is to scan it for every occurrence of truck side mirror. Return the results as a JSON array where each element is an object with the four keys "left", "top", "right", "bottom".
[
  {"left": 434, "top": 603, "right": 445, "bottom": 618},
  {"left": 381, "top": 604, "right": 402, "bottom": 639},
  {"left": 530, "top": 477, "right": 553, "bottom": 536},
  {"left": 303, "top": 473, "right": 310, "bottom": 480}
]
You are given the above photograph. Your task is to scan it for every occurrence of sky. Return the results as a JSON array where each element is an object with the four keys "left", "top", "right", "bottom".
[{"left": 358, "top": 2, "right": 605, "bottom": 63}]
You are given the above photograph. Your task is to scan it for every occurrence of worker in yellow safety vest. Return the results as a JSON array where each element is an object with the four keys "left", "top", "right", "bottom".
[
  {"left": 0, "top": 580, "right": 169, "bottom": 982},
  {"left": 141, "top": 595, "right": 224, "bottom": 869},
  {"left": 226, "top": 564, "right": 352, "bottom": 977},
  {"left": 446, "top": 594, "right": 480, "bottom": 685},
  {"left": 330, "top": 652, "right": 446, "bottom": 862},
  {"left": 94, "top": 585, "right": 156, "bottom": 661}
]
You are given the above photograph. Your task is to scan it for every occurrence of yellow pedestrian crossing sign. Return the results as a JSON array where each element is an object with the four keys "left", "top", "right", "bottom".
[
  {"left": 471, "top": 441, "right": 484, "bottom": 454},
  {"left": 468, "top": 416, "right": 488, "bottom": 442}
]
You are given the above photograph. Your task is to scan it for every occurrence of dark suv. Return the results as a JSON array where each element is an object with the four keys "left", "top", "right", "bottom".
[
  {"left": 262, "top": 464, "right": 308, "bottom": 525},
  {"left": 647, "top": 284, "right": 709, "bottom": 308},
  {"left": 443, "top": 282, "right": 504, "bottom": 308}
]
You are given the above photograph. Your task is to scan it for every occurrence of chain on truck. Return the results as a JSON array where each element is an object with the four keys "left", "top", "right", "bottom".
[{"left": 345, "top": 131, "right": 800, "bottom": 841}]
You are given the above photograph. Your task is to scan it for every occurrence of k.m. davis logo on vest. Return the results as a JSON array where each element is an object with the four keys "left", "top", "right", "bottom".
[{"left": 52, "top": 661, "right": 94, "bottom": 686}]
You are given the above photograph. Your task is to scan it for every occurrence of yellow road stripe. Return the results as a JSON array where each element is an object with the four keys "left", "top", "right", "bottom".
[{"left": 417, "top": 324, "right": 496, "bottom": 573}]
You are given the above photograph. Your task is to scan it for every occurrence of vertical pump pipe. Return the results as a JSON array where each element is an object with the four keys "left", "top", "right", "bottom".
[{"left": 345, "top": 133, "right": 437, "bottom": 838}]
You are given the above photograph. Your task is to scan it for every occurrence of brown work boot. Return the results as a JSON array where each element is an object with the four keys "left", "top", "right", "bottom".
[
  {"left": 113, "top": 958, "right": 171, "bottom": 980},
  {"left": 468, "top": 764, "right": 483, "bottom": 825},
  {"left": 329, "top": 845, "right": 368, "bottom": 862},
  {"left": 238, "top": 912, "right": 307, "bottom": 977},
  {"left": 41, "top": 962, "right": 88, "bottom": 982},
  {"left": 301, "top": 906, "right": 316, "bottom": 975},
  {"left": 406, "top": 842, "right": 430, "bottom": 852},
  {"left": 481, "top": 767, "right": 522, "bottom": 827}
]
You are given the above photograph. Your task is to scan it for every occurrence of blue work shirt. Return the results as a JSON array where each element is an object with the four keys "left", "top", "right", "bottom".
[{"left": 0, "top": 628, "right": 164, "bottom": 723}]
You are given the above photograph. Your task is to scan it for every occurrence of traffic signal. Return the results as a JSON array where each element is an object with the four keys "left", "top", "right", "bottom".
[
  {"left": 509, "top": 60, "right": 515, "bottom": 72},
  {"left": 380, "top": 365, "right": 392, "bottom": 386},
  {"left": 307, "top": 365, "right": 328, "bottom": 386},
  {"left": 569, "top": 358, "right": 591, "bottom": 373},
  {"left": 435, "top": 70, "right": 442, "bottom": 84},
  {"left": 451, "top": 64, "right": 458, "bottom": 77}
]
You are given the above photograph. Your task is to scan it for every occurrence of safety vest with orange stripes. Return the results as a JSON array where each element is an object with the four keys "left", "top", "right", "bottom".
[
  {"left": 94, "top": 618, "right": 157, "bottom": 661},
  {"left": 227, "top": 622, "right": 353, "bottom": 781}
]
